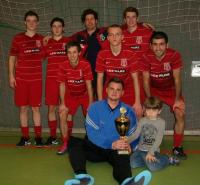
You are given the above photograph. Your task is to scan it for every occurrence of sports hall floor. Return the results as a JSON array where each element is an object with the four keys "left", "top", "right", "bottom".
[{"left": 0, "top": 132, "right": 199, "bottom": 185}]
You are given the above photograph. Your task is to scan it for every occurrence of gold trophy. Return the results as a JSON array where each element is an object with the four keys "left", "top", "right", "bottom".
[{"left": 115, "top": 107, "right": 130, "bottom": 155}]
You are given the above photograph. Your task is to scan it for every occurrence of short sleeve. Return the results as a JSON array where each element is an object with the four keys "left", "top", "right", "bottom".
[
  {"left": 9, "top": 36, "right": 19, "bottom": 56},
  {"left": 95, "top": 51, "right": 106, "bottom": 73}
]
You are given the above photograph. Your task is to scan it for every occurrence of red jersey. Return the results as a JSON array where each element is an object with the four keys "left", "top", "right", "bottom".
[
  {"left": 45, "top": 37, "right": 70, "bottom": 79},
  {"left": 140, "top": 48, "right": 183, "bottom": 90},
  {"left": 58, "top": 59, "right": 93, "bottom": 96},
  {"left": 96, "top": 46, "right": 139, "bottom": 90},
  {"left": 9, "top": 32, "right": 44, "bottom": 81},
  {"left": 122, "top": 24, "right": 153, "bottom": 57}
]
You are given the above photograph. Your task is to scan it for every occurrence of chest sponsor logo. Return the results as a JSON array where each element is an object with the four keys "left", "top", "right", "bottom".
[
  {"left": 68, "top": 79, "right": 84, "bottom": 84},
  {"left": 136, "top": 36, "right": 143, "bottom": 44},
  {"left": 24, "top": 48, "right": 40, "bottom": 54},
  {"left": 49, "top": 50, "right": 66, "bottom": 56},
  {"left": 150, "top": 72, "right": 170, "bottom": 78},
  {"left": 163, "top": 62, "right": 171, "bottom": 71},
  {"left": 130, "top": 45, "right": 141, "bottom": 50},
  {"left": 107, "top": 69, "right": 126, "bottom": 73},
  {"left": 121, "top": 58, "right": 127, "bottom": 67},
  {"left": 36, "top": 40, "right": 41, "bottom": 47}
]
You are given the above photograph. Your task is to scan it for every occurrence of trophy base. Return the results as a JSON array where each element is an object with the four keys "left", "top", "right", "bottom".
[{"left": 118, "top": 150, "right": 129, "bottom": 155}]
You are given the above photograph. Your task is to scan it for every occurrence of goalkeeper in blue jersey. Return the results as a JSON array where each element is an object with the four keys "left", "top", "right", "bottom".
[{"left": 65, "top": 77, "right": 152, "bottom": 185}]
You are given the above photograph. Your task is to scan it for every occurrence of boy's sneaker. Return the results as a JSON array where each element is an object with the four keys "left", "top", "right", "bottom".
[
  {"left": 65, "top": 174, "right": 94, "bottom": 185},
  {"left": 121, "top": 170, "right": 152, "bottom": 185},
  {"left": 45, "top": 137, "right": 59, "bottom": 146},
  {"left": 169, "top": 156, "right": 180, "bottom": 166},
  {"left": 34, "top": 137, "right": 44, "bottom": 147},
  {"left": 16, "top": 137, "right": 31, "bottom": 147},
  {"left": 173, "top": 146, "right": 187, "bottom": 160},
  {"left": 57, "top": 143, "right": 68, "bottom": 155}
]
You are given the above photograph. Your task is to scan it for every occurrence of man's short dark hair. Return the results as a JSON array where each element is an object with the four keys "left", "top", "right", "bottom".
[
  {"left": 50, "top": 17, "right": 65, "bottom": 27},
  {"left": 144, "top": 96, "right": 163, "bottom": 110},
  {"left": 81, "top": 9, "right": 98, "bottom": 23},
  {"left": 150, "top": 31, "right": 168, "bottom": 44},
  {"left": 66, "top": 41, "right": 81, "bottom": 53},
  {"left": 24, "top": 10, "right": 39, "bottom": 21},
  {"left": 123, "top": 7, "right": 139, "bottom": 18},
  {"left": 107, "top": 77, "right": 124, "bottom": 89}
]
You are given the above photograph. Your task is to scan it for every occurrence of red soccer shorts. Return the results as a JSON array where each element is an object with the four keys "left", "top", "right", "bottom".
[
  {"left": 15, "top": 80, "right": 42, "bottom": 107},
  {"left": 151, "top": 87, "right": 185, "bottom": 111},
  {"left": 65, "top": 94, "right": 89, "bottom": 116},
  {"left": 45, "top": 78, "right": 59, "bottom": 105}
]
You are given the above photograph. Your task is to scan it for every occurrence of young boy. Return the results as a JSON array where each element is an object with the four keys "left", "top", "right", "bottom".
[
  {"left": 57, "top": 41, "right": 93, "bottom": 154},
  {"left": 128, "top": 96, "right": 179, "bottom": 171}
]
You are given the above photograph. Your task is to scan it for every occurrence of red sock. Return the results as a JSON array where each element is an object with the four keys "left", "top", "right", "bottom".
[
  {"left": 173, "top": 132, "right": 184, "bottom": 147},
  {"left": 34, "top": 125, "right": 42, "bottom": 138},
  {"left": 21, "top": 126, "right": 29, "bottom": 138},
  {"left": 62, "top": 136, "right": 68, "bottom": 145},
  {"left": 48, "top": 120, "right": 57, "bottom": 138},
  {"left": 67, "top": 121, "right": 74, "bottom": 136}
]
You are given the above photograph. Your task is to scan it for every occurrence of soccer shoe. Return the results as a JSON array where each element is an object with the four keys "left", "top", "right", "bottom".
[
  {"left": 169, "top": 156, "right": 180, "bottom": 166},
  {"left": 45, "top": 136, "right": 59, "bottom": 146},
  {"left": 64, "top": 174, "right": 94, "bottom": 185},
  {"left": 121, "top": 170, "right": 152, "bottom": 185},
  {"left": 57, "top": 143, "right": 68, "bottom": 155},
  {"left": 34, "top": 137, "right": 44, "bottom": 147},
  {"left": 173, "top": 146, "right": 187, "bottom": 160},
  {"left": 16, "top": 137, "right": 31, "bottom": 147}
]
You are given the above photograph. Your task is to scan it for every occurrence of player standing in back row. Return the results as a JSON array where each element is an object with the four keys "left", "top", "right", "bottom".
[
  {"left": 122, "top": 7, "right": 153, "bottom": 103},
  {"left": 44, "top": 17, "right": 71, "bottom": 146},
  {"left": 8, "top": 11, "right": 44, "bottom": 147}
]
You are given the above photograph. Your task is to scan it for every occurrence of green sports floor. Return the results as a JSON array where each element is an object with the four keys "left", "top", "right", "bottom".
[{"left": 0, "top": 132, "right": 200, "bottom": 185}]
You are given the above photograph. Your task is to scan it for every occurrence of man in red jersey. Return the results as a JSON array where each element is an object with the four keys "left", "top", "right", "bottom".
[
  {"left": 96, "top": 24, "right": 142, "bottom": 119},
  {"left": 141, "top": 31, "right": 187, "bottom": 160},
  {"left": 44, "top": 17, "right": 71, "bottom": 146},
  {"left": 122, "top": 7, "right": 153, "bottom": 104},
  {"left": 57, "top": 41, "right": 93, "bottom": 155},
  {"left": 122, "top": 7, "right": 153, "bottom": 56},
  {"left": 8, "top": 11, "right": 44, "bottom": 147}
]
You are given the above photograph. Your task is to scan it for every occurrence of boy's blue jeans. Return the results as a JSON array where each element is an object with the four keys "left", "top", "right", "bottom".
[{"left": 130, "top": 150, "right": 169, "bottom": 171}]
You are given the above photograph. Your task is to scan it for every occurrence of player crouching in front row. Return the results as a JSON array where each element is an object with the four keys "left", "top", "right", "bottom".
[{"left": 57, "top": 41, "right": 93, "bottom": 154}]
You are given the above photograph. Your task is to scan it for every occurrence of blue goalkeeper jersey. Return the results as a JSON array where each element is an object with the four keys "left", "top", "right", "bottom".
[{"left": 85, "top": 99, "right": 137, "bottom": 149}]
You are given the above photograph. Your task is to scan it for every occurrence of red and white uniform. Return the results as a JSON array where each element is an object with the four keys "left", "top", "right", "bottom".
[
  {"left": 9, "top": 32, "right": 44, "bottom": 106},
  {"left": 44, "top": 37, "right": 70, "bottom": 105},
  {"left": 122, "top": 24, "right": 153, "bottom": 102},
  {"left": 57, "top": 59, "right": 93, "bottom": 115},
  {"left": 122, "top": 24, "right": 153, "bottom": 56},
  {"left": 140, "top": 48, "right": 183, "bottom": 108},
  {"left": 96, "top": 46, "right": 139, "bottom": 105}
]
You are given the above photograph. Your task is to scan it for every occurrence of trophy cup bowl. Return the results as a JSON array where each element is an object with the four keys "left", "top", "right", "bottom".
[{"left": 115, "top": 107, "right": 130, "bottom": 155}]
